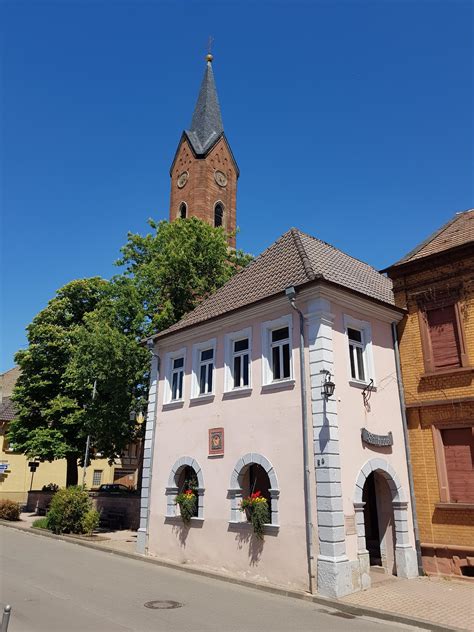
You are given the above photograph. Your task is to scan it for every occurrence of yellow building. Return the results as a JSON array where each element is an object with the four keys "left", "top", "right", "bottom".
[
  {"left": 386, "top": 209, "right": 474, "bottom": 577},
  {"left": 0, "top": 367, "right": 141, "bottom": 504}
]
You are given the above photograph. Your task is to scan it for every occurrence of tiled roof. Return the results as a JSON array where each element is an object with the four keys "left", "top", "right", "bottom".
[
  {"left": 0, "top": 397, "right": 16, "bottom": 422},
  {"left": 389, "top": 209, "right": 474, "bottom": 268},
  {"left": 154, "top": 228, "right": 395, "bottom": 340}
]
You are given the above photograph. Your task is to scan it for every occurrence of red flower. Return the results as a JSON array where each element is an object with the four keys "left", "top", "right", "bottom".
[{"left": 250, "top": 491, "right": 261, "bottom": 499}]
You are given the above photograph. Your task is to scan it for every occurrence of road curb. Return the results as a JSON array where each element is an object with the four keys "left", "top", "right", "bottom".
[{"left": 0, "top": 522, "right": 466, "bottom": 632}]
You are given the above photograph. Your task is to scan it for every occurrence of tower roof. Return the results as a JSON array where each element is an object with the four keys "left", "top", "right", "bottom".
[{"left": 185, "top": 59, "right": 224, "bottom": 155}]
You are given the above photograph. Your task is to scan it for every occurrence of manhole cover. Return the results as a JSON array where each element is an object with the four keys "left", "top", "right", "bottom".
[{"left": 144, "top": 600, "right": 183, "bottom": 610}]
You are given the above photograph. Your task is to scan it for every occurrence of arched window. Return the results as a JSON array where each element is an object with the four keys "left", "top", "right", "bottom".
[
  {"left": 165, "top": 457, "right": 204, "bottom": 520},
  {"left": 228, "top": 453, "right": 280, "bottom": 529},
  {"left": 179, "top": 202, "right": 187, "bottom": 219},
  {"left": 214, "top": 203, "right": 224, "bottom": 228}
]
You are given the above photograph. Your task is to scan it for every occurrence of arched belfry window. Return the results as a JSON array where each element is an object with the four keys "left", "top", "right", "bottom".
[
  {"left": 179, "top": 202, "right": 187, "bottom": 219},
  {"left": 214, "top": 203, "right": 224, "bottom": 228}
]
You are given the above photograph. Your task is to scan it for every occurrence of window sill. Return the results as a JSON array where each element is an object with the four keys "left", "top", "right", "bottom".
[
  {"left": 162, "top": 400, "right": 184, "bottom": 411},
  {"left": 189, "top": 394, "right": 215, "bottom": 405},
  {"left": 165, "top": 515, "right": 204, "bottom": 525},
  {"left": 421, "top": 366, "right": 474, "bottom": 379},
  {"left": 261, "top": 379, "right": 295, "bottom": 392},
  {"left": 228, "top": 520, "right": 280, "bottom": 535},
  {"left": 349, "top": 379, "right": 377, "bottom": 391},
  {"left": 223, "top": 387, "right": 252, "bottom": 399},
  {"left": 435, "top": 503, "right": 474, "bottom": 511}
]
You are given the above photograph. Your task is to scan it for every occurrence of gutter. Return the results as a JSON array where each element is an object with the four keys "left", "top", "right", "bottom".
[
  {"left": 391, "top": 322, "right": 424, "bottom": 575},
  {"left": 286, "top": 286, "right": 314, "bottom": 594}
]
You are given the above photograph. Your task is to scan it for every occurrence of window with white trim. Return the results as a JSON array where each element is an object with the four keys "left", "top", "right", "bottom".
[
  {"left": 232, "top": 338, "right": 250, "bottom": 388},
  {"left": 191, "top": 339, "right": 216, "bottom": 398},
  {"left": 199, "top": 348, "right": 214, "bottom": 394},
  {"left": 271, "top": 326, "right": 291, "bottom": 380},
  {"left": 92, "top": 470, "right": 103, "bottom": 487},
  {"left": 164, "top": 348, "right": 186, "bottom": 403},
  {"left": 261, "top": 315, "right": 293, "bottom": 386},
  {"left": 343, "top": 315, "right": 375, "bottom": 385},
  {"left": 171, "top": 356, "right": 184, "bottom": 400},
  {"left": 348, "top": 327, "right": 366, "bottom": 381}
]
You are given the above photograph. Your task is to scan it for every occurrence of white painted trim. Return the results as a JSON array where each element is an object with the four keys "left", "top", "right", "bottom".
[
  {"left": 224, "top": 326, "right": 252, "bottom": 393},
  {"left": 261, "top": 314, "right": 293, "bottom": 386},
  {"left": 163, "top": 347, "right": 186, "bottom": 404},
  {"left": 191, "top": 337, "right": 217, "bottom": 398},
  {"left": 343, "top": 314, "right": 376, "bottom": 386}
]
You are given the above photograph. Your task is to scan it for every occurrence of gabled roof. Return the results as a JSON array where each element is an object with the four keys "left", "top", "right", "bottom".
[
  {"left": 153, "top": 228, "right": 395, "bottom": 340},
  {"left": 185, "top": 60, "right": 224, "bottom": 155},
  {"left": 387, "top": 208, "right": 474, "bottom": 269},
  {"left": 0, "top": 397, "right": 16, "bottom": 422}
]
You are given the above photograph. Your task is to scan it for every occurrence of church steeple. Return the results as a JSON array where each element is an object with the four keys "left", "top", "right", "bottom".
[
  {"left": 169, "top": 55, "right": 238, "bottom": 247},
  {"left": 186, "top": 56, "right": 224, "bottom": 155}
]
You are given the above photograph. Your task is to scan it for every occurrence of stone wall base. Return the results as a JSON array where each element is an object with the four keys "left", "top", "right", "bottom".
[
  {"left": 395, "top": 545, "right": 418, "bottom": 578},
  {"left": 136, "top": 527, "right": 147, "bottom": 554},
  {"left": 317, "top": 555, "right": 353, "bottom": 598},
  {"left": 422, "top": 544, "right": 474, "bottom": 579}
]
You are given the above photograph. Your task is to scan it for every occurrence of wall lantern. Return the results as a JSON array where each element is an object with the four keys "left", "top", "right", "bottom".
[{"left": 320, "top": 369, "right": 336, "bottom": 400}]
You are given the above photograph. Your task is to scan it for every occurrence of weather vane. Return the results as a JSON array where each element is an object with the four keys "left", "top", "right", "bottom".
[{"left": 206, "top": 36, "right": 214, "bottom": 62}]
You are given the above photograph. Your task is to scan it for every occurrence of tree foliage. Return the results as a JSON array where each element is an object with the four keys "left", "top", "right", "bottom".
[
  {"left": 117, "top": 217, "right": 252, "bottom": 335},
  {"left": 10, "top": 218, "right": 252, "bottom": 485}
]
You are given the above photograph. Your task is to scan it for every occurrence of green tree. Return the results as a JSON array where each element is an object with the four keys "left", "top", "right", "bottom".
[
  {"left": 9, "top": 278, "right": 108, "bottom": 486},
  {"left": 117, "top": 217, "right": 252, "bottom": 335}
]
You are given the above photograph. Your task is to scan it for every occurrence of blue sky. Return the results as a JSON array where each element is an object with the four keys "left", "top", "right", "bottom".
[{"left": 1, "top": 0, "right": 473, "bottom": 372}]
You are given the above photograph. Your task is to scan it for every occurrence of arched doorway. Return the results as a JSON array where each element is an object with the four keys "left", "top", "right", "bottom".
[
  {"left": 354, "top": 459, "right": 418, "bottom": 587},
  {"left": 362, "top": 471, "right": 396, "bottom": 574}
]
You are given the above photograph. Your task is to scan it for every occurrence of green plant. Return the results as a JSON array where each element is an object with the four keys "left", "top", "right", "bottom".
[
  {"left": 81, "top": 508, "right": 100, "bottom": 535},
  {"left": 46, "top": 486, "right": 94, "bottom": 534},
  {"left": 32, "top": 517, "right": 49, "bottom": 529},
  {"left": 175, "top": 489, "right": 197, "bottom": 524},
  {"left": 0, "top": 499, "right": 21, "bottom": 521},
  {"left": 240, "top": 491, "right": 270, "bottom": 540}
]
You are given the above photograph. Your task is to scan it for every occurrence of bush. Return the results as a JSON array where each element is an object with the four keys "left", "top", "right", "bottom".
[
  {"left": 42, "top": 483, "right": 59, "bottom": 492},
  {"left": 46, "top": 486, "right": 95, "bottom": 535},
  {"left": 32, "top": 517, "right": 49, "bottom": 530},
  {"left": 82, "top": 508, "right": 100, "bottom": 535},
  {"left": 0, "top": 499, "right": 21, "bottom": 521}
]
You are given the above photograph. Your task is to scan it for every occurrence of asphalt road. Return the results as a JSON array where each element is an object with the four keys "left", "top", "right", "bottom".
[{"left": 0, "top": 527, "right": 419, "bottom": 632}]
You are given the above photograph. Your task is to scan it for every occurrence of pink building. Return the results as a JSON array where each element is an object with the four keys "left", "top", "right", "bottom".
[{"left": 137, "top": 228, "right": 420, "bottom": 597}]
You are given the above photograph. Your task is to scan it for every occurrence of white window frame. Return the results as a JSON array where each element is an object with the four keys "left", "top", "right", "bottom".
[
  {"left": 224, "top": 327, "right": 252, "bottom": 392},
  {"left": 164, "top": 347, "right": 186, "bottom": 404},
  {"left": 343, "top": 315, "right": 375, "bottom": 386},
  {"left": 92, "top": 469, "right": 103, "bottom": 487},
  {"left": 191, "top": 338, "right": 217, "bottom": 398},
  {"left": 261, "top": 315, "right": 293, "bottom": 386}
]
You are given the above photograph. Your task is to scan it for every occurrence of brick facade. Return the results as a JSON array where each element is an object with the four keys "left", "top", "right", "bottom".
[
  {"left": 169, "top": 137, "right": 237, "bottom": 248},
  {"left": 388, "top": 245, "right": 474, "bottom": 578}
]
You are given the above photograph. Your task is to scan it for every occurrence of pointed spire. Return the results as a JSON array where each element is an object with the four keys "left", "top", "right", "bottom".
[{"left": 185, "top": 56, "right": 224, "bottom": 155}]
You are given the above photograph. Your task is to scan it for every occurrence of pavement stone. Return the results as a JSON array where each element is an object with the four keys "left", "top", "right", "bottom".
[{"left": 5, "top": 513, "right": 474, "bottom": 631}]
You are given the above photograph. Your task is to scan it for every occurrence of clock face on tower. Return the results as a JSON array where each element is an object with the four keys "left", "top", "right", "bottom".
[
  {"left": 177, "top": 171, "right": 189, "bottom": 189},
  {"left": 214, "top": 170, "right": 228, "bottom": 187}
]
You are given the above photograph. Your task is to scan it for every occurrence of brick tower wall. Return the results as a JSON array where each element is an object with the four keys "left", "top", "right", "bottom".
[{"left": 169, "top": 137, "right": 237, "bottom": 248}]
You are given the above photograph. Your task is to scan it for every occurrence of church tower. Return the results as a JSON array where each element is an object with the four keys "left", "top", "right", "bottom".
[{"left": 169, "top": 55, "right": 239, "bottom": 247}]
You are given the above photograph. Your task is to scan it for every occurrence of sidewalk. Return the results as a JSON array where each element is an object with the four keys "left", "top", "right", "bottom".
[{"left": 4, "top": 514, "right": 474, "bottom": 631}]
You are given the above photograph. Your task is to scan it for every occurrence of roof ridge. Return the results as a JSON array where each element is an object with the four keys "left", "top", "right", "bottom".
[
  {"left": 290, "top": 228, "right": 316, "bottom": 281},
  {"left": 295, "top": 227, "right": 386, "bottom": 277}
]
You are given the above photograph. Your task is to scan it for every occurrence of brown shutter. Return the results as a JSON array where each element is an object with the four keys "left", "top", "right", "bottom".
[
  {"left": 427, "top": 305, "right": 462, "bottom": 369},
  {"left": 442, "top": 427, "right": 474, "bottom": 503}
]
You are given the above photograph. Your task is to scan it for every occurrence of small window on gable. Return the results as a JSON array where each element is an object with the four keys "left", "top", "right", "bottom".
[
  {"left": 214, "top": 203, "right": 223, "bottom": 227},
  {"left": 179, "top": 202, "right": 187, "bottom": 219}
]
